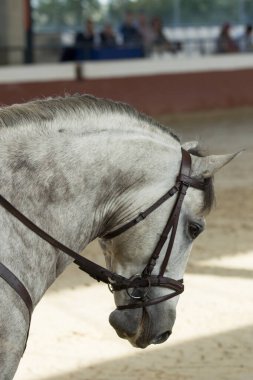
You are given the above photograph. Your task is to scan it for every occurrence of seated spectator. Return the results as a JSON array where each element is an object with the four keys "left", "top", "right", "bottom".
[
  {"left": 216, "top": 23, "right": 238, "bottom": 53},
  {"left": 75, "top": 18, "right": 95, "bottom": 60},
  {"left": 150, "top": 17, "right": 172, "bottom": 54},
  {"left": 120, "top": 12, "right": 141, "bottom": 46},
  {"left": 238, "top": 24, "right": 253, "bottom": 52},
  {"left": 100, "top": 24, "right": 116, "bottom": 47}
]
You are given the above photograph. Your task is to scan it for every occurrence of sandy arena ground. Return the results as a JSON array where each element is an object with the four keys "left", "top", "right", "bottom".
[{"left": 14, "top": 108, "right": 253, "bottom": 380}]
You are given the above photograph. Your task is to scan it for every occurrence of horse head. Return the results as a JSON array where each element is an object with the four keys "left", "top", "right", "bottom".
[{"left": 100, "top": 143, "right": 238, "bottom": 348}]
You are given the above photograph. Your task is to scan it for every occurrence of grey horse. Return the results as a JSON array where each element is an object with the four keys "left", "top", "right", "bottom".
[{"left": 0, "top": 95, "right": 238, "bottom": 379}]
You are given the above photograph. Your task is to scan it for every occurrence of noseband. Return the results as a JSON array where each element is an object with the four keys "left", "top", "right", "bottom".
[{"left": 0, "top": 148, "right": 204, "bottom": 338}]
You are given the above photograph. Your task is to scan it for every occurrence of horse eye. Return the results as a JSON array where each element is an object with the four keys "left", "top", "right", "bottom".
[{"left": 188, "top": 222, "right": 203, "bottom": 239}]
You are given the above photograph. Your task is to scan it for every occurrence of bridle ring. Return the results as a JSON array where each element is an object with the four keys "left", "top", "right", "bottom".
[{"left": 126, "top": 274, "right": 151, "bottom": 300}]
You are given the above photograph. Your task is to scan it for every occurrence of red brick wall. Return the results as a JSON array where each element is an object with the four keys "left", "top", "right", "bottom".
[{"left": 1, "top": 68, "right": 253, "bottom": 115}]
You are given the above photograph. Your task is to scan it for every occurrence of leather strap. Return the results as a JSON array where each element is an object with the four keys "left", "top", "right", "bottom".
[
  {"left": 0, "top": 194, "right": 130, "bottom": 287},
  {"left": 139, "top": 150, "right": 191, "bottom": 286},
  {"left": 103, "top": 185, "right": 179, "bottom": 240},
  {"left": 0, "top": 262, "right": 33, "bottom": 318},
  {"left": 0, "top": 262, "right": 32, "bottom": 353},
  {"left": 104, "top": 149, "right": 204, "bottom": 240},
  {"left": 0, "top": 194, "right": 172, "bottom": 292},
  {"left": 117, "top": 282, "right": 184, "bottom": 310}
]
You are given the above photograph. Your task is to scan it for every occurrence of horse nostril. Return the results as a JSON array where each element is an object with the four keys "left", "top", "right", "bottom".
[
  {"left": 109, "top": 309, "right": 143, "bottom": 338},
  {"left": 152, "top": 330, "right": 172, "bottom": 345}
]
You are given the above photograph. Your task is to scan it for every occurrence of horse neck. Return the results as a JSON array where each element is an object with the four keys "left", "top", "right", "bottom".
[{"left": 0, "top": 120, "right": 180, "bottom": 303}]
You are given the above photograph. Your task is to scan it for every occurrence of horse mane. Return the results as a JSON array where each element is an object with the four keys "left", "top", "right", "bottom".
[
  {"left": 0, "top": 94, "right": 214, "bottom": 213},
  {"left": 0, "top": 94, "right": 180, "bottom": 142}
]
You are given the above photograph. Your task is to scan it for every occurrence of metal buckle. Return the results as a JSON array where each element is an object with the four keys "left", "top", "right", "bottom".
[
  {"left": 135, "top": 212, "right": 145, "bottom": 223},
  {"left": 108, "top": 283, "right": 114, "bottom": 293},
  {"left": 107, "top": 276, "right": 117, "bottom": 293},
  {"left": 126, "top": 274, "right": 151, "bottom": 300}
]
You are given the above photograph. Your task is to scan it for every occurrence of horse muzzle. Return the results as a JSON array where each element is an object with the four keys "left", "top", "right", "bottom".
[{"left": 109, "top": 305, "right": 175, "bottom": 348}]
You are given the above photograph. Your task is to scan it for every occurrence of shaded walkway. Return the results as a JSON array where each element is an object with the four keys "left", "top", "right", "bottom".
[{"left": 36, "top": 324, "right": 253, "bottom": 380}]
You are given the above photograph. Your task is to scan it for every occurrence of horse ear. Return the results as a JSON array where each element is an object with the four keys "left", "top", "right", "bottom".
[
  {"left": 182, "top": 141, "right": 199, "bottom": 151},
  {"left": 191, "top": 151, "right": 241, "bottom": 178}
]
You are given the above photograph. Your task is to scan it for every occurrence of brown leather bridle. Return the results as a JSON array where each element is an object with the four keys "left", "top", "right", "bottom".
[{"left": 0, "top": 148, "right": 204, "bottom": 345}]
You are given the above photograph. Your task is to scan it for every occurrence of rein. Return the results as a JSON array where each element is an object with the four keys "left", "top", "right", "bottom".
[{"left": 0, "top": 148, "right": 204, "bottom": 344}]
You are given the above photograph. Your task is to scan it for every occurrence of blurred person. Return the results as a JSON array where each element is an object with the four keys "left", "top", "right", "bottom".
[
  {"left": 120, "top": 11, "right": 141, "bottom": 46},
  {"left": 150, "top": 16, "right": 172, "bottom": 54},
  {"left": 100, "top": 23, "right": 117, "bottom": 47},
  {"left": 238, "top": 24, "right": 253, "bottom": 52},
  {"left": 75, "top": 18, "right": 95, "bottom": 60},
  {"left": 216, "top": 22, "right": 238, "bottom": 53},
  {"left": 136, "top": 12, "right": 153, "bottom": 55}
]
